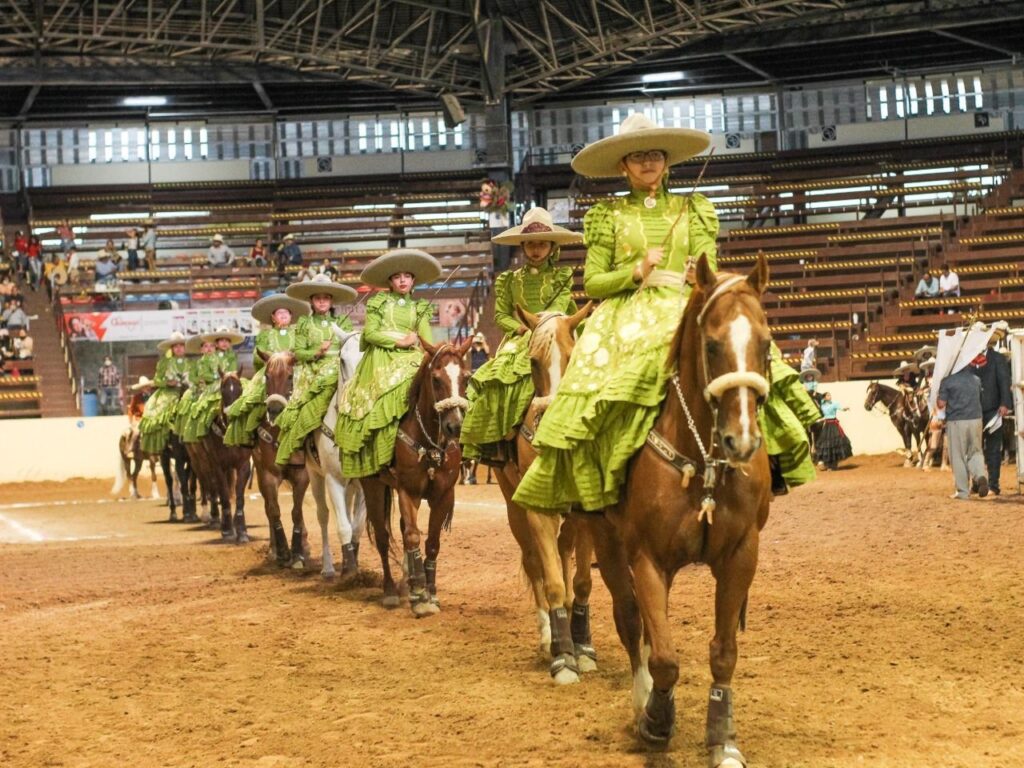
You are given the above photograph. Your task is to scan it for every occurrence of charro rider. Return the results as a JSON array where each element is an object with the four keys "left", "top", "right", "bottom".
[
  {"left": 174, "top": 334, "right": 210, "bottom": 440},
  {"left": 893, "top": 359, "right": 923, "bottom": 419},
  {"left": 139, "top": 331, "right": 192, "bottom": 455},
  {"left": 461, "top": 207, "right": 581, "bottom": 467},
  {"left": 126, "top": 375, "right": 154, "bottom": 447},
  {"left": 334, "top": 248, "right": 441, "bottom": 478},
  {"left": 184, "top": 326, "right": 243, "bottom": 442},
  {"left": 511, "top": 113, "right": 814, "bottom": 514},
  {"left": 224, "top": 293, "right": 310, "bottom": 448},
  {"left": 273, "top": 274, "right": 358, "bottom": 464}
]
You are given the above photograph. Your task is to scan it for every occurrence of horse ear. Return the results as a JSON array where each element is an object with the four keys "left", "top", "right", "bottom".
[
  {"left": 568, "top": 301, "right": 593, "bottom": 332},
  {"left": 747, "top": 251, "right": 769, "bottom": 295},
  {"left": 457, "top": 337, "right": 475, "bottom": 359},
  {"left": 256, "top": 349, "right": 269, "bottom": 363},
  {"left": 695, "top": 252, "right": 716, "bottom": 293},
  {"left": 516, "top": 304, "right": 540, "bottom": 330},
  {"left": 420, "top": 337, "right": 437, "bottom": 357}
]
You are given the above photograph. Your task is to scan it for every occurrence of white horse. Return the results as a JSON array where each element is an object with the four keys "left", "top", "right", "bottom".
[{"left": 305, "top": 328, "right": 368, "bottom": 579}]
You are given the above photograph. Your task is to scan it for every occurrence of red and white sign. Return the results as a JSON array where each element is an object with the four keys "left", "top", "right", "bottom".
[{"left": 65, "top": 308, "right": 254, "bottom": 342}]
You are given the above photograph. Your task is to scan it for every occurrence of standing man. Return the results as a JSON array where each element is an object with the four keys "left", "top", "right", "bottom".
[
  {"left": 969, "top": 333, "right": 1013, "bottom": 496},
  {"left": 140, "top": 224, "right": 157, "bottom": 270},
  {"left": 98, "top": 356, "right": 123, "bottom": 415},
  {"left": 937, "top": 365, "right": 988, "bottom": 500}
]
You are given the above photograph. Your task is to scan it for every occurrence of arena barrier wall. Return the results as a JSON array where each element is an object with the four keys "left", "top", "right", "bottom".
[{"left": 0, "top": 379, "right": 910, "bottom": 483}]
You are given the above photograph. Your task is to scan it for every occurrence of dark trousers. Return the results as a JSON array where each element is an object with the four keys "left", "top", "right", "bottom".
[
  {"left": 982, "top": 413, "right": 1004, "bottom": 492},
  {"left": 127, "top": 249, "right": 139, "bottom": 270}
]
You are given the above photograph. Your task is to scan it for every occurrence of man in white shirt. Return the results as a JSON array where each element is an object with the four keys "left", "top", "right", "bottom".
[
  {"left": 939, "top": 264, "right": 960, "bottom": 297},
  {"left": 207, "top": 234, "right": 236, "bottom": 267}
]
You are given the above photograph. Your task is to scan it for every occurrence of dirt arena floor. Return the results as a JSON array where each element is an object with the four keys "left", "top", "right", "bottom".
[{"left": 1, "top": 454, "right": 1022, "bottom": 768}]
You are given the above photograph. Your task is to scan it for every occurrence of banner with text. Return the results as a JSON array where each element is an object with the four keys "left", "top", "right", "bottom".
[{"left": 64, "top": 308, "right": 255, "bottom": 342}]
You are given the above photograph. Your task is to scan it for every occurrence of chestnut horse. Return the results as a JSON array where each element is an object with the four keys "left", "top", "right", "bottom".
[
  {"left": 491, "top": 303, "right": 598, "bottom": 684},
  {"left": 361, "top": 338, "right": 473, "bottom": 617},
  {"left": 580, "top": 254, "right": 772, "bottom": 765},
  {"left": 864, "top": 381, "right": 930, "bottom": 467},
  {"left": 198, "top": 372, "right": 254, "bottom": 542},
  {"left": 258, "top": 351, "right": 311, "bottom": 567}
]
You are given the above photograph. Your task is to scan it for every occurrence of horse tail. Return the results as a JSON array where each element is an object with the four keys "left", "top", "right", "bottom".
[{"left": 111, "top": 435, "right": 128, "bottom": 496}]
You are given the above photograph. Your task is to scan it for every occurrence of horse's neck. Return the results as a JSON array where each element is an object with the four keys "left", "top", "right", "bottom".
[
  {"left": 412, "top": 367, "right": 439, "bottom": 437},
  {"left": 661, "top": 322, "right": 714, "bottom": 460}
]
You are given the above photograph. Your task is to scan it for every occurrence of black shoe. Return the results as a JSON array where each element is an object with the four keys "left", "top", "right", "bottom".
[
  {"left": 976, "top": 476, "right": 989, "bottom": 498},
  {"left": 991, "top": 487, "right": 1001, "bottom": 496},
  {"left": 768, "top": 455, "right": 788, "bottom": 496}
]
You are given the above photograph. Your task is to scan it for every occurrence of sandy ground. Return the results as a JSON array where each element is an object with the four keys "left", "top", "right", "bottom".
[{"left": 1, "top": 455, "right": 1023, "bottom": 768}]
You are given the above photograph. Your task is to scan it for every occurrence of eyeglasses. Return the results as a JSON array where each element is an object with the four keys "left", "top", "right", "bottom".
[{"left": 624, "top": 150, "right": 667, "bottom": 164}]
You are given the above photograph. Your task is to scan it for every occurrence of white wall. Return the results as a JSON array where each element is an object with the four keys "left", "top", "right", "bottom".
[
  {"left": 150, "top": 159, "right": 252, "bottom": 183},
  {"left": 806, "top": 114, "right": 1006, "bottom": 148},
  {"left": 815, "top": 378, "right": 906, "bottom": 456}
]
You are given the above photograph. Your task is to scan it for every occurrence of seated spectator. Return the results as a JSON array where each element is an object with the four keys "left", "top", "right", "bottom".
[
  {"left": 248, "top": 238, "right": 267, "bottom": 267},
  {"left": 96, "top": 239, "right": 123, "bottom": 264},
  {"left": 0, "top": 271, "right": 16, "bottom": 298},
  {"left": 207, "top": 234, "right": 236, "bottom": 267},
  {"left": 280, "top": 233, "right": 302, "bottom": 266},
  {"left": 67, "top": 247, "right": 82, "bottom": 285},
  {"left": 316, "top": 258, "right": 337, "bottom": 278},
  {"left": 14, "top": 329, "right": 32, "bottom": 359},
  {"left": 915, "top": 270, "right": 940, "bottom": 299},
  {"left": 2, "top": 297, "right": 29, "bottom": 329},
  {"left": 939, "top": 264, "right": 960, "bottom": 297},
  {"left": 94, "top": 251, "right": 120, "bottom": 283}
]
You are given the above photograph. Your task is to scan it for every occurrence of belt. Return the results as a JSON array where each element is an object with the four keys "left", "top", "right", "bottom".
[{"left": 643, "top": 270, "right": 686, "bottom": 290}]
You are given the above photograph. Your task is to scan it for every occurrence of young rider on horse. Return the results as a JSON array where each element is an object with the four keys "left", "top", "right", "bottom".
[
  {"left": 175, "top": 335, "right": 211, "bottom": 440},
  {"left": 273, "top": 274, "right": 358, "bottom": 464},
  {"left": 512, "top": 113, "right": 815, "bottom": 514},
  {"left": 139, "top": 331, "right": 192, "bottom": 455},
  {"left": 334, "top": 248, "right": 442, "bottom": 478},
  {"left": 224, "top": 293, "right": 310, "bottom": 447},
  {"left": 461, "top": 208, "right": 581, "bottom": 467},
  {"left": 185, "top": 326, "right": 243, "bottom": 442}
]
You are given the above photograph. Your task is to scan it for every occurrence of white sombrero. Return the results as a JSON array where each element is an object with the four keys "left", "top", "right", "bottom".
[
  {"left": 211, "top": 233, "right": 225, "bottom": 243},
  {"left": 799, "top": 368, "right": 821, "bottom": 383},
  {"left": 360, "top": 248, "right": 442, "bottom": 290},
  {"left": 130, "top": 375, "right": 154, "bottom": 391},
  {"left": 918, "top": 358, "right": 936, "bottom": 373},
  {"left": 913, "top": 345, "right": 937, "bottom": 363},
  {"left": 491, "top": 207, "right": 582, "bottom": 246},
  {"left": 570, "top": 113, "right": 711, "bottom": 179},
  {"left": 185, "top": 335, "right": 209, "bottom": 355},
  {"left": 156, "top": 331, "right": 188, "bottom": 352},
  {"left": 250, "top": 294, "right": 311, "bottom": 326},
  {"left": 286, "top": 273, "right": 358, "bottom": 304},
  {"left": 893, "top": 360, "right": 920, "bottom": 376},
  {"left": 201, "top": 325, "right": 245, "bottom": 346}
]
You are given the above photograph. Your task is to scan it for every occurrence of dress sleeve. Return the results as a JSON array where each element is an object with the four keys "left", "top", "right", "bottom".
[
  {"left": 362, "top": 294, "right": 396, "bottom": 350},
  {"left": 253, "top": 330, "right": 270, "bottom": 371},
  {"left": 336, "top": 314, "right": 354, "bottom": 332},
  {"left": 688, "top": 193, "right": 720, "bottom": 270},
  {"left": 153, "top": 354, "right": 171, "bottom": 386},
  {"left": 493, "top": 271, "right": 521, "bottom": 335},
  {"left": 293, "top": 317, "right": 320, "bottom": 363},
  {"left": 582, "top": 204, "right": 636, "bottom": 299},
  {"left": 416, "top": 300, "right": 434, "bottom": 344}
]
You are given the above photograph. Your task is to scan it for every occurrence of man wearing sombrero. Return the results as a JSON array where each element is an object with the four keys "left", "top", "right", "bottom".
[
  {"left": 139, "top": 331, "right": 193, "bottom": 454},
  {"left": 184, "top": 326, "right": 244, "bottom": 442},
  {"left": 273, "top": 274, "right": 358, "bottom": 463},
  {"left": 461, "top": 207, "right": 581, "bottom": 468},
  {"left": 224, "top": 293, "right": 310, "bottom": 447},
  {"left": 335, "top": 248, "right": 441, "bottom": 477}
]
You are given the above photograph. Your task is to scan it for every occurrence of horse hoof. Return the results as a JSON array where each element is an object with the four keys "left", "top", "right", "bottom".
[
  {"left": 290, "top": 557, "right": 306, "bottom": 571},
  {"left": 552, "top": 667, "right": 580, "bottom": 685},
  {"left": 576, "top": 654, "right": 598, "bottom": 673},
  {"left": 411, "top": 599, "right": 440, "bottom": 618},
  {"left": 551, "top": 654, "right": 580, "bottom": 685},
  {"left": 236, "top": 533, "right": 250, "bottom": 544},
  {"left": 321, "top": 569, "right": 336, "bottom": 581},
  {"left": 221, "top": 530, "right": 234, "bottom": 540},
  {"left": 382, "top": 595, "right": 401, "bottom": 609},
  {"left": 637, "top": 717, "right": 673, "bottom": 746}
]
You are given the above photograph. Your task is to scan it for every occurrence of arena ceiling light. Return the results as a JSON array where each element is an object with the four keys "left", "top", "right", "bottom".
[
  {"left": 153, "top": 210, "right": 210, "bottom": 218},
  {"left": 89, "top": 212, "right": 149, "bottom": 220},
  {"left": 122, "top": 96, "right": 168, "bottom": 107},
  {"left": 641, "top": 71, "right": 684, "bottom": 84}
]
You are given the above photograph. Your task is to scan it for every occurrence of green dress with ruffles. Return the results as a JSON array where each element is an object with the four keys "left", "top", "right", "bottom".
[
  {"left": 760, "top": 344, "right": 819, "bottom": 486},
  {"left": 175, "top": 353, "right": 214, "bottom": 440},
  {"left": 139, "top": 353, "right": 193, "bottom": 454},
  {"left": 182, "top": 350, "right": 238, "bottom": 442},
  {"left": 273, "top": 312, "right": 354, "bottom": 464},
  {"left": 335, "top": 291, "right": 433, "bottom": 478},
  {"left": 224, "top": 328, "right": 296, "bottom": 447},
  {"left": 461, "top": 256, "right": 576, "bottom": 462},
  {"left": 512, "top": 189, "right": 719, "bottom": 512}
]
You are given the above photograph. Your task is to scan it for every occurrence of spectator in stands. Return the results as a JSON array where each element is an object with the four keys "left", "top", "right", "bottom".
[
  {"left": 969, "top": 330, "right": 1013, "bottom": 496},
  {"left": 14, "top": 329, "right": 32, "bottom": 359},
  {"left": 125, "top": 227, "right": 140, "bottom": 271},
  {"left": 915, "top": 269, "right": 940, "bottom": 299},
  {"left": 0, "top": 271, "right": 16, "bottom": 298},
  {"left": 66, "top": 247, "right": 82, "bottom": 286},
  {"left": 937, "top": 365, "right": 987, "bottom": 500},
  {"left": 939, "top": 264, "right": 960, "bottom": 314},
  {"left": 98, "top": 355, "right": 123, "bottom": 415},
  {"left": 140, "top": 224, "right": 157, "bottom": 269},
  {"left": 57, "top": 219, "right": 76, "bottom": 253},
  {"left": 26, "top": 235, "right": 43, "bottom": 290},
  {"left": 94, "top": 250, "right": 120, "bottom": 284},
  {"left": 316, "top": 258, "right": 337, "bottom": 279},
  {"left": 12, "top": 230, "right": 28, "bottom": 281},
  {"left": 800, "top": 339, "right": 818, "bottom": 372},
  {"left": 248, "top": 238, "right": 267, "bottom": 267},
  {"left": 97, "top": 238, "right": 123, "bottom": 264},
  {"left": 43, "top": 253, "right": 66, "bottom": 301},
  {"left": 207, "top": 234, "right": 236, "bottom": 267},
  {"left": 2, "top": 297, "right": 29, "bottom": 329},
  {"left": 281, "top": 233, "right": 303, "bottom": 266},
  {"left": 470, "top": 332, "right": 490, "bottom": 372}
]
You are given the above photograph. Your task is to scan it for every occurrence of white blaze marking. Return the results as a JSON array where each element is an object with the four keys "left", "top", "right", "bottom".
[
  {"left": 444, "top": 362, "right": 461, "bottom": 403},
  {"left": 729, "top": 315, "right": 753, "bottom": 445},
  {"left": 547, "top": 334, "right": 563, "bottom": 395}
]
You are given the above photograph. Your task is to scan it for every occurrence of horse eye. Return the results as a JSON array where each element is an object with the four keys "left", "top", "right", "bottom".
[{"left": 705, "top": 340, "right": 721, "bottom": 356}]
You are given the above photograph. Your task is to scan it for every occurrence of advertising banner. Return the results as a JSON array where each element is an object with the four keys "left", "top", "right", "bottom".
[{"left": 64, "top": 308, "right": 255, "bottom": 342}]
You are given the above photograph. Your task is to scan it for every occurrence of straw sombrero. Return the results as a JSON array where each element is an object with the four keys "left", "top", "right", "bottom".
[
  {"left": 919, "top": 358, "right": 936, "bottom": 373},
  {"left": 913, "top": 345, "right": 937, "bottom": 363},
  {"left": 156, "top": 331, "right": 188, "bottom": 352},
  {"left": 185, "top": 335, "right": 209, "bottom": 355},
  {"left": 570, "top": 113, "right": 711, "bottom": 179},
  {"left": 360, "top": 248, "right": 442, "bottom": 290},
  {"left": 491, "top": 207, "right": 582, "bottom": 246},
  {"left": 286, "top": 273, "right": 358, "bottom": 304},
  {"left": 893, "top": 360, "right": 920, "bottom": 376},
  {"left": 201, "top": 325, "right": 245, "bottom": 346},
  {"left": 211, "top": 233, "right": 225, "bottom": 243},
  {"left": 799, "top": 368, "right": 821, "bottom": 383},
  {"left": 130, "top": 375, "right": 154, "bottom": 391},
  {"left": 250, "top": 294, "right": 311, "bottom": 326}
]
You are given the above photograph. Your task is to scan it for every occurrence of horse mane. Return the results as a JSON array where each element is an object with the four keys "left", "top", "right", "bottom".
[
  {"left": 406, "top": 350, "right": 431, "bottom": 410},
  {"left": 265, "top": 351, "right": 293, "bottom": 377},
  {"left": 665, "top": 272, "right": 759, "bottom": 373},
  {"left": 528, "top": 312, "right": 561, "bottom": 359}
]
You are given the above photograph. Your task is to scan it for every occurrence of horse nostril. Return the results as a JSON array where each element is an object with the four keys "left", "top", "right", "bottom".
[{"left": 723, "top": 434, "right": 737, "bottom": 453}]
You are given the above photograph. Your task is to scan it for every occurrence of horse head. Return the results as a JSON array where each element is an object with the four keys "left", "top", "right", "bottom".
[
  {"left": 682, "top": 252, "right": 772, "bottom": 465},
  {"left": 864, "top": 381, "right": 879, "bottom": 411},
  {"left": 263, "top": 351, "right": 296, "bottom": 421},
  {"left": 516, "top": 301, "right": 592, "bottom": 404},
  {"left": 219, "top": 370, "right": 243, "bottom": 408},
  {"left": 417, "top": 337, "right": 473, "bottom": 440},
  {"left": 331, "top": 327, "right": 364, "bottom": 383}
]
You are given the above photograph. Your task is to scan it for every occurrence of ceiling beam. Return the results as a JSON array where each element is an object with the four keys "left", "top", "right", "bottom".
[
  {"left": 932, "top": 29, "right": 1020, "bottom": 60},
  {"left": 252, "top": 80, "right": 274, "bottom": 110},
  {"left": 724, "top": 52, "right": 774, "bottom": 80},
  {"left": 18, "top": 84, "right": 41, "bottom": 118}
]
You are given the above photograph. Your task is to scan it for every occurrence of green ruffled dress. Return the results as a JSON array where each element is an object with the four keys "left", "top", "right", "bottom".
[
  {"left": 335, "top": 291, "right": 433, "bottom": 478},
  {"left": 224, "top": 328, "right": 296, "bottom": 447},
  {"left": 139, "top": 353, "right": 193, "bottom": 454},
  {"left": 273, "top": 312, "right": 354, "bottom": 464},
  {"left": 760, "top": 344, "right": 819, "bottom": 486},
  {"left": 461, "top": 256, "right": 576, "bottom": 462},
  {"left": 512, "top": 190, "right": 719, "bottom": 512},
  {"left": 182, "top": 349, "right": 238, "bottom": 442}
]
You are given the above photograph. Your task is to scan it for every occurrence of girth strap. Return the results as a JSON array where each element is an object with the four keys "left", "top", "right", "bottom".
[{"left": 210, "top": 419, "right": 225, "bottom": 438}]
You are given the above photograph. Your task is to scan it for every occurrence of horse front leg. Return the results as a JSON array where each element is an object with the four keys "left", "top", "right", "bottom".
[
  {"left": 308, "top": 468, "right": 334, "bottom": 578},
  {"left": 631, "top": 549, "right": 679, "bottom": 745},
  {"left": 398, "top": 487, "right": 432, "bottom": 618},
  {"left": 362, "top": 478, "right": 399, "bottom": 607},
  {"left": 525, "top": 508, "right": 577, "bottom": 684},
  {"left": 568, "top": 518, "right": 597, "bottom": 673},
  {"left": 287, "top": 465, "right": 311, "bottom": 570},
  {"left": 255, "top": 455, "right": 290, "bottom": 566},
  {"left": 129, "top": 456, "right": 142, "bottom": 499},
  {"left": 345, "top": 480, "right": 366, "bottom": 573},
  {"left": 148, "top": 456, "right": 161, "bottom": 499},
  {"left": 233, "top": 454, "right": 252, "bottom": 544},
  {"left": 160, "top": 451, "right": 177, "bottom": 521}
]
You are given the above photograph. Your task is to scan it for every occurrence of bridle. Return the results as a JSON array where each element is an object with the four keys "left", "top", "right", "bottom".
[{"left": 400, "top": 343, "right": 470, "bottom": 479}]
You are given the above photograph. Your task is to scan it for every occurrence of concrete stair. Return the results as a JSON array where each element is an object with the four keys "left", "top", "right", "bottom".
[{"left": 20, "top": 287, "right": 80, "bottom": 418}]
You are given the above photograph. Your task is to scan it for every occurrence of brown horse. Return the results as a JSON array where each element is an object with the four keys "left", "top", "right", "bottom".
[
  {"left": 259, "top": 351, "right": 311, "bottom": 567},
  {"left": 577, "top": 254, "right": 772, "bottom": 764},
  {"left": 361, "top": 338, "right": 473, "bottom": 617},
  {"left": 199, "top": 372, "right": 254, "bottom": 542},
  {"left": 112, "top": 427, "right": 161, "bottom": 500},
  {"left": 864, "top": 381, "right": 930, "bottom": 467},
  {"left": 491, "top": 303, "right": 597, "bottom": 684}
]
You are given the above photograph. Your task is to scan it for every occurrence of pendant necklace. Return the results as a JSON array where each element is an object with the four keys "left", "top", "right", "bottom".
[{"left": 644, "top": 194, "right": 657, "bottom": 209}]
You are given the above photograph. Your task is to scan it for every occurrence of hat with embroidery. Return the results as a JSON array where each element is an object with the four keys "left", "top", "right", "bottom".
[
  {"left": 491, "top": 207, "right": 582, "bottom": 246},
  {"left": 360, "top": 248, "right": 442, "bottom": 290},
  {"left": 156, "top": 330, "right": 188, "bottom": 352},
  {"left": 570, "top": 112, "right": 711, "bottom": 179},
  {"left": 250, "top": 293, "right": 311, "bottom": 326},
  {"left": 130, "top": 375, "right": 154, "bottom": 391},
  {"left": 799, "top": 367, "right": 821, "bottom": 383},
  {"left": 893, "top": 360, "right": 920, "bottom": 377},
  {"left": 285, "top": 273, "right": 358, "bottom": 304},
  {"left": 201, "top": 325, "right": 245, "bottom": 346}
]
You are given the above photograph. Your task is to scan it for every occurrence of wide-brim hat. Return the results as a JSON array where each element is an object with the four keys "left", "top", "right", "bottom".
[
  {"left": 570, "top": 112, "right": 712, "bottom": 179},
  {"left": 989, "top": 320, "right": 1010, "bottom": 339},
  {"left": 250, "top": 294, "right": 311, "bottom": 326},
  {"left": 156, "top": 331, "right": 188, "bottom": 352},
  {"left": 473, "top": 332, "right": 486, "bottom": 342},
  {"left": 201, "top": 325, "right": 245, "bottom": 346},
  {"left": 130, "top": 375, "right": 154, "bottom": 391},
  {"left": 185, "top": 335, "right": 209, "bottom": 355},
  {"left": 211, "top": 233, "right": 225, "bottom": 243},
  {"left": 491, "top": 207, "right": 582, "bottom": 246},
  {"left": 360, "top": 248, "right": 442, "bottom": 289},
  {"left": 283, "top": 234, "right": 295, "bottom": 241},
  {"left": 913, "top": 345, "right": 937, "bottom": 363},
  {"left": 799, "top": 368, "right": 821, "bottom": 383},
  {"left": 919, "top": 358, "right": 936, "bottom": 373},
  {"left": 286, "top": 273, "right": 359, "bottom": 304},
  {"left": 893, "top": 360, "right": 920, "bottom": 376}
]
